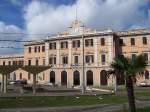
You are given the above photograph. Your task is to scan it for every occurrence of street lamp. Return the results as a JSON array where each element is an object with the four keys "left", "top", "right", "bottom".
[{"left": 81, "top": 31, "right": 86, "bottom": 94}]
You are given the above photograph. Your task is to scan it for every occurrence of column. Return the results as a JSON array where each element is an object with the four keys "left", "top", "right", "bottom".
[
  {"left": 108, "top": 36, "right": 113, "bottom": 65},
  {"left": 56, "top": 41, "right": 60, "bottom": 67},
  {"left": 45, "top": 42, "right": 49, "bottom": 65},
  {"left": 94, "top": 38, "right": 98, "bottom": 66},
  {"left": 68, "top": 40, "right": 72, "bottom": 65}
]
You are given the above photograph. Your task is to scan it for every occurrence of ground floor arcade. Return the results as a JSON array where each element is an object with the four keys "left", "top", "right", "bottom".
[{"left": 0, "top": 66, "right": 149, "bottom": 87}]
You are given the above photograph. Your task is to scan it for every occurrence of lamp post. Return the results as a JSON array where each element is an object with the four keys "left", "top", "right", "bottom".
[{"left": 81, "top": 33, "right": 86, "bottom": 94}]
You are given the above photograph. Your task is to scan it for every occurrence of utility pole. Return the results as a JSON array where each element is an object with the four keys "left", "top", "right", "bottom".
[{"left": 81, "top": 32, "right": 85, "bottom": 94}]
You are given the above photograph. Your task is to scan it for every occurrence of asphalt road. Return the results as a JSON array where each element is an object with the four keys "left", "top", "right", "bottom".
[{"left": 1, "top": 101, "right": 150, "bottom": 112}]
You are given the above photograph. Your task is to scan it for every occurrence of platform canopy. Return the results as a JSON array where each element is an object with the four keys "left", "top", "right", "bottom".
[
  {"left": 21, "top": 65, "right": 52, "bottom": 74},
  {"left": 0, "top": 65, "right": 20, "bottom": 74}
]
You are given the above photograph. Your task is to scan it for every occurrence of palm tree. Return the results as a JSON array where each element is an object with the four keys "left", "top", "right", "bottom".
[{"left": 111, "top": 54, "right": 147, "bottom": 112}]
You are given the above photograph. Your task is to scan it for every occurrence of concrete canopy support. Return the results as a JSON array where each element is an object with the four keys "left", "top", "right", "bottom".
[
  {"left": 0, "top": 75, "right": 4, "bottom": 93},
  {"left": 3, "top": 74, "right": 7, "bottom": 93},
  {"left": 33, "top": 74, "right": 36, "bottom": 94}
]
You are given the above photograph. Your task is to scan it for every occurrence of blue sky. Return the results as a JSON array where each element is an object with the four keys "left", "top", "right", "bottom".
[
  {"left": 0, "top": 0, "right": 150, "bottom": 55},
  {"left": 0, "top": 0, "right": 150, "bottom": 30},
  {"left": 0, "top": 0, "right": 76, "bottom": 28}
]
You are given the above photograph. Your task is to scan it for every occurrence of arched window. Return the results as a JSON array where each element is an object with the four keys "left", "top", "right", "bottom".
[
  {"left": 86, "top": 70, "right": 93, "bottom": 86},
  {"left": 100, "top": 70, "right": 107, "bottom": 85},
  {"left": 73, "top": 70, "right": 80, "bottom": 86}
]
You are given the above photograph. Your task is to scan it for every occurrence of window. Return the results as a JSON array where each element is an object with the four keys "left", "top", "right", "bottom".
[
  {"left": 29, "top": 47, "right": 32, "bottom": 53},
  {"left": 85, "top": 39, "right": 93, "bottom": 47},
  {"left": 61, "top": 41, "right": 68, "bottom": 49},
  {"left": 119, "top": 39, "right": 124, "bottom": 46},
  {"left": 36, "top": 59, "right": 39, "bottom": 66},
  {"left": 62, "top": 56, "right": 68, "bottom": 64},
  {"left": 42, "top": 46, "right": 45, "bottom": 52},
  {"left": 143, "top": 53, "right": 148, "bottom": 61},
  {"left": 101, "top": 54, "right": 106, "bottom": 65},
  {"left": 3, "top": 61, "right": 5, "bottom": 66},
  {"left": 8, "top": 61, "right": 11, "bottom": 66},
  {"left": 20, "top": 73, "right": 22, "bottom": 79},
  {"left": 28, "top": 73, "right": 31, "bottom": 80},
  {"left": 13, "top": 61, "right": 17, "bottom": 65},
  {"left": 101, "top": 38, "right": 105, "bottom": 46},
  {"left": 131, "top": 38, "right": 135, "bottom": 45},
  {"left": 49, "top": 42, "right": 56, "bottom": 49},
  {"left": 74, "top": 56, "right": 79, "bottom": 64},
  {"left": 143, "top": 37, "right": 147, "bottom": 45},
  {"left": 85, "top": 55, "right": 94, "bottom": 63},
  {"left": 38, "top": 46, "right": 40, "bottom": 52},
  {"left": 34, "top": 46, "right": 37, "bottom": 52},
  {"left": 72, "top": 40, "right": 80, "bottom": 48},
  {"left": 18, "top": 61, "right": 23, "bottom": 66},
  {"left": 28, "top": 60, "right": 31, "bottom": 66},
  {"left": 49, "top": 57, "right": 56, "bottom": 65}
]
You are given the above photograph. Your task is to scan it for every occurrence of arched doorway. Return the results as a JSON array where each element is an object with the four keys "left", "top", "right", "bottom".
[
  {"left": 50, "top": 71, "right": 55, "bottom": 84},
  {"left": 145, "top": 71, "right": 149, "bottom": 79},
  {"left": 61, "top": 71, "right": 67, "bottom": 85},
  {"left": 73, "top": 70, "right": 80, "bottom": 86},
  {"left": 86, "top": 70, "right": 93, "bottom": 86},
  {"left": 100, "top": 70, "right": 107, "bottom": 85}
]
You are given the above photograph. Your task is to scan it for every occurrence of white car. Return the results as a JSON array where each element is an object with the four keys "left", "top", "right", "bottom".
[{"left": 139, "top": 82, "right": 150, "bottom": 87}]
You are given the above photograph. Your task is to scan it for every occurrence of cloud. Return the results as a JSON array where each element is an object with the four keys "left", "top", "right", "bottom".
[
  {"left": 24, "top": 0, "right": 150, "bottom": 40},
  {"left": 0, "top": 21, "right": 23, "bottom": 55}
]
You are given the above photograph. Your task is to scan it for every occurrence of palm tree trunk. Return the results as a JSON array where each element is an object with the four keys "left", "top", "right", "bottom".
[
  {"left": 0, "top": 75, "right": 4, "bottom": 93},
  {"left": 126, "top": 76, "right": 136, "bottom": 112},
  {"left": 33, "top": 74, "right": 36, "bottom": 94}
]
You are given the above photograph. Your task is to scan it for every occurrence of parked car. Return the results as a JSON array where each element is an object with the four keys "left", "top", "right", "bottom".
[
  {"left": 9, "top": 80, "right": 27, "bottom": 85},
  {"left": 138, "top": 82, "right": 150, "bottom": 87}
]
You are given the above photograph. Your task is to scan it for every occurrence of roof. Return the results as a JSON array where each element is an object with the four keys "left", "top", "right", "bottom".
[
  {"left": 0, "top": 54, "right": 24, "bottom": 59},
  {"left": 116, "top": 28, "right": 150, "bottom": 37}
]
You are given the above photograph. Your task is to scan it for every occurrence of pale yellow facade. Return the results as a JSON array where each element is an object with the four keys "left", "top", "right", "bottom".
[{"left": 0, "top": 20, "right": 150, "bottom": 87}]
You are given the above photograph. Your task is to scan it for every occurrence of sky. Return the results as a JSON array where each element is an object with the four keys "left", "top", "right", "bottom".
[{"left": 0, "top": 0, "right": 150, "bottom": 55}]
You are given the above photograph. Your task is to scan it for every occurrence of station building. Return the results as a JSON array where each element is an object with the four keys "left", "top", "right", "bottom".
[{"left": 0, "top": 20, "right": 150, "bottom": 87}]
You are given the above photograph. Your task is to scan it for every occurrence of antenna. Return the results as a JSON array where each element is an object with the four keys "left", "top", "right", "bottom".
[
  {"left": 75, "top": 3, "right": 78, "bottom": 20},
  {"left": 148, "top": 9, "right": 150, "bottom": 23}
]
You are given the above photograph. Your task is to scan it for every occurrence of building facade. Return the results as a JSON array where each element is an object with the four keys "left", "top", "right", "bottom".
[{"left": 0, "top": 20, "right": 150, "bottom": 87}]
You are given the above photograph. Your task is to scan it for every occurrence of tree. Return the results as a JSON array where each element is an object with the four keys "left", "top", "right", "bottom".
[{"left": 111, "top": 54, "right": 147, "bottom": 112}]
